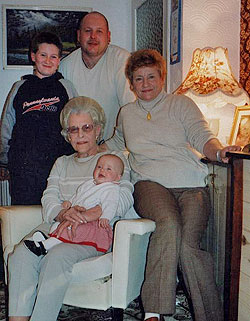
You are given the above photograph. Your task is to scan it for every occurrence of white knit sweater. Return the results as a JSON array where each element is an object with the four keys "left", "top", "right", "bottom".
[{"left": 106, "top": 91, "right": 215, "bottom": 188}]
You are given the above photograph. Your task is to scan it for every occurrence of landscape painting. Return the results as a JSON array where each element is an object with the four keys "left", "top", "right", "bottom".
[{"left": 2, "top": 5, "right": 91, "bottom": 69}]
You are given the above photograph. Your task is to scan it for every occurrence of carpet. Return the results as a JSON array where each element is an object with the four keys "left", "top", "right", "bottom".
[{"left": 0, "top": 280, "right": 192, "bottom": 321}]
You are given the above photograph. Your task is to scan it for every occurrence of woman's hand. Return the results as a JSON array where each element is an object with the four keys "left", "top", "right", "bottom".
[
  {"left": 54, "top": 205, "right": 102, "bottom": 240},
  {"left": 203, "top": 138, "right": 241, "bottom": 163},
  {"left": 54, "top": 219, "right": 80, "bottom": 241},
  {"left": 219, "top": 145, "right": 242, "bottom": 163},
  {"left": 56, "top": 205, "right": 87, "bottom": 224}
]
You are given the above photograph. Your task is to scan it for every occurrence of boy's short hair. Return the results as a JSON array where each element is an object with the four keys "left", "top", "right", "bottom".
[{"left": 30, "top": 31, "right": 63, "bottom": 57}]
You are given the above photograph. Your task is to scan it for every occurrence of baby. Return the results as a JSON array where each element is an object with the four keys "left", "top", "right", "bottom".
[{"left": 24, "top": 154, "right": 130, "bottom": 255}]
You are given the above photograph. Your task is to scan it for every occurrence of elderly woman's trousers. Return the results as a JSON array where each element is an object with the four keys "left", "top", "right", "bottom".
[
  {"left": 8, "top": 223, "right": 101, "bottom": 321},
  {"left": 133, "top": 181, "right": 223, "bottom": 321}
]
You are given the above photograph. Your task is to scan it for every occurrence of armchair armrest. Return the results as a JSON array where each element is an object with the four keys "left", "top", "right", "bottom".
[
  {"left": 111, "top": 218, "right": 156, "bottom": 308},
  {"left": 0, "top": 205, "right": 43, "bottom": 283},
  {"left": 0, "top": 205, "right": 42, "bottom": 252}
]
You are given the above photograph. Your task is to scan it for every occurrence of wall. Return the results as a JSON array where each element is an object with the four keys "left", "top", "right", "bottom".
[
  {"left": 0, "top": 0, "right": 132, "bottom": 115},
  {"left": 131, "top": 0, "right": 242, "bottom": 93},
  {"left": 182, "top": 0, "right": 241, "bottom": 81},
  {"left": 0, "top": 0, "right": 243, "bottom": 114}
]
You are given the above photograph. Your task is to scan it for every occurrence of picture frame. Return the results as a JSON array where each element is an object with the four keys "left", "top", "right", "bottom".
[
  {"left": 170, "top": 0, "right": 181, "bottom": 65},
  {"left": 228, "top": 105, "right": 250, "bottom": 147},
  {"left": 2, "top": 5, "right": 92, "bottom": 69}
]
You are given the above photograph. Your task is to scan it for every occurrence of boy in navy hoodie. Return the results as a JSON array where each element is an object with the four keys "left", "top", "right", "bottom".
[{"left": 0, "top": 32, "right": 78, "bottom": 204}]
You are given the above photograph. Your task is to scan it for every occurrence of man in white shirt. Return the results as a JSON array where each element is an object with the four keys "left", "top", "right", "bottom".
[{"left": 59, "top": 11, "right": 135, "bottom": 140}]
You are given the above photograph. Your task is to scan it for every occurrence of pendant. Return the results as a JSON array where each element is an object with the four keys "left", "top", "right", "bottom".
[{"left": 147, "top": 112, "right": 151, "bottom": 120}]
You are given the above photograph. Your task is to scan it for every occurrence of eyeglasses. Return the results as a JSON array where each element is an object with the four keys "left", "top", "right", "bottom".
[{"left": 67, "top": 124, "right": 94, "bottom": 135}]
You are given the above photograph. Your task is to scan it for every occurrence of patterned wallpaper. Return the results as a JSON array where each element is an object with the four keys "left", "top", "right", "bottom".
[
  {"left": 182, "top": 0, "right": 240, "bottom": 81},
  {"left": 240, "top": 0, "right": 250, "bottom": 95}
]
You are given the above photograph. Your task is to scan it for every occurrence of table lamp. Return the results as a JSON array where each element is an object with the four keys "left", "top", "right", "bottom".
[{"left": 174, "top": 47, "right": 249, "bottom": 144}]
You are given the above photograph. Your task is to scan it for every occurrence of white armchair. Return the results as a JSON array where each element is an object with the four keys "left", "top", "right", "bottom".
[{"left": 0, "top": 205, "right": 155, "bottom": 320}]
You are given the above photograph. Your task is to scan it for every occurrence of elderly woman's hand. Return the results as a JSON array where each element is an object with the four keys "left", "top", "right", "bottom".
[
  {"left": 54, "top": 219, "right": 79, "bottom": 240},
  {"left": 54, "top": 205, "right": 102, "bottom": 240},
  {"left": 60, "top": 205, "right": 87, "bottom": 224}
]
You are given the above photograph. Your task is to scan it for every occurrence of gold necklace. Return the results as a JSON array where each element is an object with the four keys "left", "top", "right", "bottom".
[
  {"left": 138, "top": 95, "right": 164, "bottom": 120},
  {"left": 139, "top": 102, "right": 152, "bottom": 120}
]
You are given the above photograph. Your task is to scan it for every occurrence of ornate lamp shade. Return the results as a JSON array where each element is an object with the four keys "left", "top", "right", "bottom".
[{"left": 174, "top": 47, "right": 249, "bottom": 144}]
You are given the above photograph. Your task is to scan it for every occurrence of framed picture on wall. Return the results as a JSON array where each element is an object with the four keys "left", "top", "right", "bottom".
[
  {"left": 2, "top": 5, "right": 92, "bottom": 69},
  {"left": 170, "top": 0, "right": 181, "bottom": 65},
  {"left": 228, "top": 105, "right": 250, "bottom": 148}
]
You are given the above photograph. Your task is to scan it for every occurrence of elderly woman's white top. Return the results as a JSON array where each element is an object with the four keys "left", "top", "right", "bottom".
[
  {"left": 41, "top": 151, "right": 134, "bottom": 224},
  {"left": 106, "top": 91, "right": 215, "bottom": 188}
]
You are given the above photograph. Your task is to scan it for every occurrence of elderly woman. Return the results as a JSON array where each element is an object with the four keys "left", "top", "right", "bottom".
[
  {"left": 8, "top": 96, "right": 134, "bottom": 321},
  {"left": 104, "top": 49, "right": 241, "bottom": 321}
]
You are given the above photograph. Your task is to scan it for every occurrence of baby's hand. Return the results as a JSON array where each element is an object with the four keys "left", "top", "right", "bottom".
[
  {"left": 99, "top": 218, "right": 110, "bottom": 229},
  {"left": 62, "top": 200, "right": 72, "bottom": 210}
]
